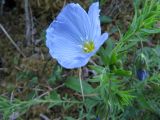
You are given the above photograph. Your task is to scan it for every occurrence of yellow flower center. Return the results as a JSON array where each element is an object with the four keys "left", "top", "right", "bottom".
[{"left": 83, "top": 41, "right": 95, "bottom": 53}]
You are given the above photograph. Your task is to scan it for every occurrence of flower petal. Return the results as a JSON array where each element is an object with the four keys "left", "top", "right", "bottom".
[
  {"left": 46, "top": 3, "right": 94, "bottom": 69},
  {"left": 56, "top": 3, "right": 91, "bottom": 41},
  {"left": 47, "top": 35, "right": 92, "bottom": 69},
  {"left": 88, "top": 2, "right": 101, "bottom": 40},
  {"left": 58, "top": 54, "right": 91, "bottom": 69},
  {"left": 46, "top": 2, "right": 108, "bottom": 69},
  {"left": 95, "top": 32, "right": 109, "bottom": 50}
]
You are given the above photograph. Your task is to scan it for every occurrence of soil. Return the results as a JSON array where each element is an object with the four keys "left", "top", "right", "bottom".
[{"left": 0, "top": 0, "right": 134, "bottom": 119}]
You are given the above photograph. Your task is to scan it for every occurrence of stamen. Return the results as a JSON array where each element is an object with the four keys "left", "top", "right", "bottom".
[{"left": 83, "top": 41, "right": 95, "bottom": 53}]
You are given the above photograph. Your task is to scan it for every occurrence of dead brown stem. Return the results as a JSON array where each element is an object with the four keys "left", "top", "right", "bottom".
[
  {"left": 0, "top": 24, "right": 26, "bottom": 57},
  {"left": 24, "top": 0, "right": 31, "bottom": 46}
]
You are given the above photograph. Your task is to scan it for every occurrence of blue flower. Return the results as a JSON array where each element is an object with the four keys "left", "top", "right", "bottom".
[
  {"left": 136, "top": 69, "right": 148, "bottom": 81},
  {"left": 96, "top": 117, "right": 100, "bottom": 120},
  {"left": 46, "top": 2, "right": 108, "bottom": 69}
]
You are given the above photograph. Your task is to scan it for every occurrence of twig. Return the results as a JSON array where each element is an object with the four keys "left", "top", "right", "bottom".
[
  {"left": 40, "top": 114, "right": 50, "bottom": 120},
  {"left": 24, "top": 0, "right": 31, "bottom": 46},
  {"left": 10, "top": 91, "right": 14, "bottom": 103},
  {"left": 0, "top": 0, "right": 5, "bottom": 15},
  {"left": 28, "top": 1, "right": 34, "bottom": 44},
  {"left": 63, "top": 0, "right": 66, "bottom": 7},
  {"left": 38, "top": 83, "right": 65, "bottom": 99},
  {"left": 89, "top": 59, "right": 97, "bottom": 66},
  {"left": 14, "top": 66, "right": 23, "bottom": 71},
  {"left": 38, "top": 91, "right": 49, "bottom": 99},
  {"left": 37, "top": 0, "right": 41, "bottom": 7},
  {"left": 0, "top": 68, "right": 8, "bottom": 72},
  {"left": 53, "top": 83, "right": 65, "bottom": 90},
  {"left": 74, "top": 93, "right": 98, "bottom": 97},
  {"left": 42, "top": 58, "right": 51, "bottom": 74},
  {"left": 0, "top": 24, "right": 26, "bottom": 57}
]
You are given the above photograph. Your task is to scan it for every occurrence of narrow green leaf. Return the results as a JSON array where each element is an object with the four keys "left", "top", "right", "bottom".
[{"left": 113, "top": 69, "right": 132, "bottom": 76}]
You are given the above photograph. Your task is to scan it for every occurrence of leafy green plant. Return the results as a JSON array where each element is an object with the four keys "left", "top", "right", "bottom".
[
  {"left": 1, "top": 0, "right": 160, "bottom": 119},
  {"left": 112, "top": 0, "right": 160, "bottom": 54},
  {"left": 0, "top": 95, "right": 81, "bottom": 120}
]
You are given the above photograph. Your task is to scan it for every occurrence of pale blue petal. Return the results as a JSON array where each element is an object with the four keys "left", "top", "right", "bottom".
[
  {"left": 47, "top": 35, "right": 93, "bottom": 68},
  {"left": 46, "top": 3, "right": 91, "bottom": 45},
  {"left": 94, "top": 32, "right": 109, "bottom": 50},
  {"left": 58, "top": 55, "right": 91, "bottom": 69},
  {"left": 88, "top": 2, "right": 101, "bottom": 40},
  {"left": 46, "top": 28, "right": 92, "bottom": 69},
  {"left": 46, "top": 3, "right": 93, "bottom": 69},
  {"left": 56, "top": 3, "right": 91, "bottom": 40},
  {"left": 46, "top": 2, "right": 109, "bottom": 69}
]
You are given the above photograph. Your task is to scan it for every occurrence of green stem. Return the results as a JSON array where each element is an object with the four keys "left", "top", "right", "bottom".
[{"left": 79, "top": 68, "right": 85, "bottom": 101}]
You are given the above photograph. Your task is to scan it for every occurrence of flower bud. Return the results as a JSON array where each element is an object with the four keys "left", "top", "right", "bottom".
[
  {"left": 96, "top": 117, "right": 100, "bottom": 120},
  {"left": 136, "top": 69, "right": 148, "bottom": 81},
  {"left": 135, "top": 53, "right": 148, "bottom": 80},
  {"left": 135, "top": 53, "right": 147, "bottom": 69}
]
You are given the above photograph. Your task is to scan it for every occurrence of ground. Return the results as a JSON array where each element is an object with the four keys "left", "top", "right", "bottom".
[{"left": 1, "top": 0, "right": 159, "bottom": 119}]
